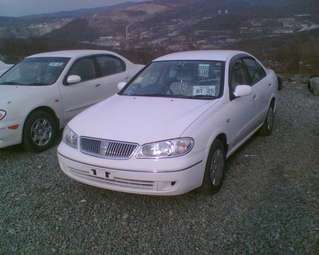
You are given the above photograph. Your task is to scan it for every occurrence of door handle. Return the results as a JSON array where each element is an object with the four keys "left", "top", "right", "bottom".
[
  {"left": 252, "top": 94, "right": 257, "bottom": 100},
  {"left": 268, "top": 83, "right": 272, "bottom": 87},
  {"left": 95, "top": 84, "right": 101, "bottom": 88}
]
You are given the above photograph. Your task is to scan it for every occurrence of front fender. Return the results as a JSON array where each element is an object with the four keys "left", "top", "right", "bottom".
[{"left": 203, "top": 128, "right": 229, "bottom": 166}]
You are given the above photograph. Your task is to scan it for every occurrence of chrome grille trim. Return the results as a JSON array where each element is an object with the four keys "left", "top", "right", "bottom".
[
  {"left": 80, "top": 137, "right": 139, "bottom": 160},
  {"left": 81, "top": 138, "right": 101, "bottom": 154}
]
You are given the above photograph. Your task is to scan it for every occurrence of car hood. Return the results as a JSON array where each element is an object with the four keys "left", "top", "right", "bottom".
[
  {"left": 0, "top": 85, "right": 47, "bottom": 103},
  {"left": 69, "top": 95, "right": 220, "bottom": 144}
]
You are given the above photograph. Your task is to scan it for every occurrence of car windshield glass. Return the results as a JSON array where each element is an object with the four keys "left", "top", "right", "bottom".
[
  {"left": 0, "top": 57, "right": 70, "bottom": 86},
  {"left": 120, "top": 60, "right": 225, "bottom": 99}
]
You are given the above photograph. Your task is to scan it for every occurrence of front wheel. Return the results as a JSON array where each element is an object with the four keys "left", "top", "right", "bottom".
[
  {"left": 202, "top": 139, "right": 226, "bottom": 194},
  {"left": 259, "top": 104, "right": 275, "bottom": 136},
  {"left": 23, "top": 110, "right": 58, "bottom": 152}
]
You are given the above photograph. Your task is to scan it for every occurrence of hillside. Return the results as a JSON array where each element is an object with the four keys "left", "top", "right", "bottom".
[{"left": 0, "top": 0, "right": 319, "bottom": 73}]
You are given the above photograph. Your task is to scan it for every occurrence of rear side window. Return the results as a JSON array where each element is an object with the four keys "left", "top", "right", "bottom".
[
  {"left": 95, "top": 55, "right": 126, "bottom": 77},
  {"left": 69, "top": 57, "right": 97, "bottom": 82},
  {"left": 242, "top": 57, "right": 266, "bottom": 85},
  {"left": 230, "top": 60, "right": 251, "bottom": 92}
]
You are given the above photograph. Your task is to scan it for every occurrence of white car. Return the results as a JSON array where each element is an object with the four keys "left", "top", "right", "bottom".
[
  {"left": 0, "top": 50, "right": 144, "bottom": 151},
  {"left": 58, "top": 50, "right": 278, "bottom": 196}
]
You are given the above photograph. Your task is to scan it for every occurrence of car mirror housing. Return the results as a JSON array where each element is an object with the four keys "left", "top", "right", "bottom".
[
  {"left": 117, "top": 81, "right": 127, "bottom": 91},
  {"left": 67, "top": 75, "right": 82, "bottom": 85},
  {"left": 233, "top": 85, "right": 252, "bottom": 98}
]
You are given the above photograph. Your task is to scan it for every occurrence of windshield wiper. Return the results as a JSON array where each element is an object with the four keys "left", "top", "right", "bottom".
[
  {"left": 129, "top": 93, "right": 166, "bottom": 97},
  {"left": 0, "top": 81, "right": 25, "bottom": 85},
  {"left": 190, "top": 95, "right": 216, "bottom": 99},
  {"left": 123, "top": 94, "right": 216, "bottom": 100},
  {"left": 133, "top": 94, "right": 189, "bottom": 98},
  {"left": 25, "top": 82, "right": 47, "bottom": 86}
]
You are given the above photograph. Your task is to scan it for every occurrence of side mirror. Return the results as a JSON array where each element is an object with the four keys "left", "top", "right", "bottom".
[
  {"left": 66, "top": 75, "right": 81, "bottom": 85},
  {"left": 117, "top": 81, "right": 127, "bottom": 91},
  {"left": 233, "top": 85, "right": 252, "bottom": 98}
]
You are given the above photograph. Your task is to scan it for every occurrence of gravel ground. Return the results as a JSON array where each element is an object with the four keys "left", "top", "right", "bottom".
[{"left": 0, "top": 83, "right": 319, "bottom": 254}]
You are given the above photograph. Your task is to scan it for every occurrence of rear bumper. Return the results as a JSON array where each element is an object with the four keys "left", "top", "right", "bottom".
[{"left": 58, "top": 151, "right": 205, "bottom": 196}]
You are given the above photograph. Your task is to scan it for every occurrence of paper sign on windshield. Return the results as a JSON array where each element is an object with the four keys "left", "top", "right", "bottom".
[
  {"left": 198, "top": 64, "right": 210, "bottom": 78},
  {"left": 193, "top": 86, "right": 216, "bottom": 96},
  {"left": 49, "top": 62, "right": 64, "bottom": 67}
]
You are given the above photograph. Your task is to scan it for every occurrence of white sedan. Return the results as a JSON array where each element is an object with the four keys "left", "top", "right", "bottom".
[
  {"left": 0, "top": 50, "right": 143, "bottom": 151},
  {"left": 58, "top": 50, "right": 278, "bottom": 196}
]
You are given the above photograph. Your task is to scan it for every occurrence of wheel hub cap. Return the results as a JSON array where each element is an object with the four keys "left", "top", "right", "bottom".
[{"left": 30, "top": 118, "right": 53, "bottom": 146}]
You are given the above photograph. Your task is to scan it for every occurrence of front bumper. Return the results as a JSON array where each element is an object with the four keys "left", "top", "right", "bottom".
[
  {"left": 0, "top": 121, "right": 23, "bottom": 148},
  {"left": 58, "top": 143, "right": 206, "bottom": 196}
]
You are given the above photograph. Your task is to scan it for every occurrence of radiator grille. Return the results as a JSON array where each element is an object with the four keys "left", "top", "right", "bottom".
[{"left": 80, "top": 137, "right": 138, "bottom": 159}]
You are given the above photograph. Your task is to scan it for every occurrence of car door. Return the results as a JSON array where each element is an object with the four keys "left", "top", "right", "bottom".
[
  {"left": 225, "top": 58, "right": 257, "bottom": 148},
  {"left": 242, "top": 57, "right": 269, "bottom": 126},
  {"left": 60, "top": 56, "right": 102, "bottom": 122},
  {"left": 94, "top": 55, "right": 129, "bottom": 99}
]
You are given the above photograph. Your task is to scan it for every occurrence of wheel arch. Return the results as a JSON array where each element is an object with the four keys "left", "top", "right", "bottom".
[
  {"left": 205, "top": 132, "right": 229, "bottom": 162},
  {"left": 215, "top": 133, "right": 228, "bottom": 155},
  {"left": 23, "top": 106, "right": 61, "bottom": 131}
]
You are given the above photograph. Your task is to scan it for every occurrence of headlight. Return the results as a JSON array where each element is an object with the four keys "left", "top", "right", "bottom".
[
  {"left": 136, "top": 138, "right": 194, "bottom": 159},
  {"left": 63, "top": 126, "right": 78, "bottom": 149},
  {"left": 0, "top": 110, "right": 6, "bottom": 120}
]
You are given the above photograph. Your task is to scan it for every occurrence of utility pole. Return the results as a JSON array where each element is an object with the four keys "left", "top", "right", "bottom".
[{"left": 125, "top": 23, "right": 134, "bottom": 41}]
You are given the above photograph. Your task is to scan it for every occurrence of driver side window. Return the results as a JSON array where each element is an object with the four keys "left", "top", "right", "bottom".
[
  {"left": 242, "top": 57, "right": 266, "bottom": 85},
  {"left": 230, "top": 59, "right": 251, "bottom": 93},
  {"left": 68, "top": 57, "right": 97, "bottom": 83}
]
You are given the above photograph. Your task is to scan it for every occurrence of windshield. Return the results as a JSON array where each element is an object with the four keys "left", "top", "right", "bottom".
[
  {"left": 0, "top": 57, "right": 70, "bottom": 86},
  {"left": 120, "top": 60, "right": 225, "bottom": 99}
]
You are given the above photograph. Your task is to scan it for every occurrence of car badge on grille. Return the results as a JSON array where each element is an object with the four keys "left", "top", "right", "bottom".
[{"left": 100, "top": 141, "right": 109, "bottom": 155}]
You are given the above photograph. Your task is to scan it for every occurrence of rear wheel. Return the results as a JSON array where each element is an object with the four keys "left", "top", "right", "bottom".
[
  {"left": 23, "top": 110, "right": 58, "bottom": 152},
  {"left": 259, "top": 104, "right": 275, "bottom": 136},
  {"left": 202, "top": 139, "right": 226, "bottom": 194}
]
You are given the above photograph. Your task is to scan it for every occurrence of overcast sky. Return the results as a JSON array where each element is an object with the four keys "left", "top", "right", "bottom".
[{"left": 0, "top": 0, "right": 144, "bottom": 17}]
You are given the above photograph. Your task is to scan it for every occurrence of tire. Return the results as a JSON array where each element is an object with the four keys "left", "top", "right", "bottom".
[
  {"left": 277, "top": 76, "right": 283, "bottom": 91},
  {"left": 23, "top": 110, "right": 58, "bottom": 152},
  {"left": 308, "top": 81, "right": 313, "bottom": 93},
  {"left": 202, "top": 139, "right": 226, "bottom": 194},
  {"left": 259, "top": 103, "right": 275, "bottom": 136}
]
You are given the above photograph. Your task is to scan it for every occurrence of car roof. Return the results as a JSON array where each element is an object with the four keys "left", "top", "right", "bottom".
[
  {"left": 154, "top": 50, "right": 248, "bottom": 62},
  {"left": 27, "top": 50, "right": 120, "bottom": 59}
]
